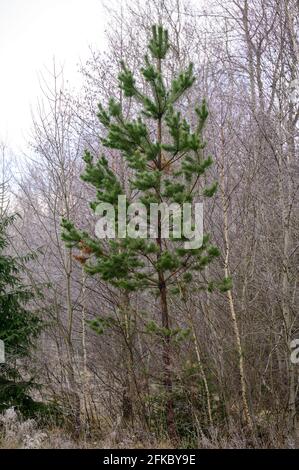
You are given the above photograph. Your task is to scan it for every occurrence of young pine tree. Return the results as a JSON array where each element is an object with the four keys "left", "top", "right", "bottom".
[
  {"left": 62, "top": 25, "right": 219, "bottom": 441},
  {"left": 0, "top": 214, "right": 42, "bottom": 416}
]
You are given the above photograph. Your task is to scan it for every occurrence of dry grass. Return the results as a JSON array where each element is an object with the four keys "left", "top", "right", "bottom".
[{"left": 0, "top": 408, "right": 293, "bottom": 449}]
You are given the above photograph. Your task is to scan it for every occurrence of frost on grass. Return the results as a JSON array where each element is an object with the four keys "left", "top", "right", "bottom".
[{"left": 0, "top": 407, "right": 47, "bottom": 448}]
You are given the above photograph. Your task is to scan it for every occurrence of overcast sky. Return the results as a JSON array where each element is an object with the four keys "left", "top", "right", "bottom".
[{"left": 0, "top": 0, "right": 107, "bottom": 152}]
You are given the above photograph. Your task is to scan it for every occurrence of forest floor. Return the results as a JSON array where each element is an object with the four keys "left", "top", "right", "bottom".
[{"left": 0, "top": 408, "right": 294, "bottom": 449}]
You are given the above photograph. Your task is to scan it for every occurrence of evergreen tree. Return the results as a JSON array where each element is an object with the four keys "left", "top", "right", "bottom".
[
  {"left": 62, "top": 25, "right": 219, "bottom": 441},
  {"left": 0, "top": 214, "right": 42, "bottom": 415}
]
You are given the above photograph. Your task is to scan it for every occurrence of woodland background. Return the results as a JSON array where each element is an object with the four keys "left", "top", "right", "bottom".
[{"left": 0, "top": 0, "right": 298, "bottom": 449}]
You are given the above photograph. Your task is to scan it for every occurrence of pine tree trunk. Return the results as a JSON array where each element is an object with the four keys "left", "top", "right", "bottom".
[
  {"left": 159, "top": 273, "right": 177, "bottom": 441},
  {"left": 156, "top": 54, "right": 177, "bottom": 442}
]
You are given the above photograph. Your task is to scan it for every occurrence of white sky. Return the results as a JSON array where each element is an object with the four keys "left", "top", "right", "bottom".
[{"left": 0, "top": 0, "right": 107, "bottom": 152}]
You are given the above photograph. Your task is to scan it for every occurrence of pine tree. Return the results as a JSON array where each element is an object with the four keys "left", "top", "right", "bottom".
[
  {"left": 62, "top": 25, "right": 219, "bottom": 441},
  {"left": 0, "top": 214, "right": 42, "bottom": 416}
]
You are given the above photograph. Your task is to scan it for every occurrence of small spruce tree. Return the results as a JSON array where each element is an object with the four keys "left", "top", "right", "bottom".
[
  {"left": 62, "top": 25, "right": 219, "bottom": 441},
  {"left": 0, "top": 214, "right": 42, "bottom": 416}
]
